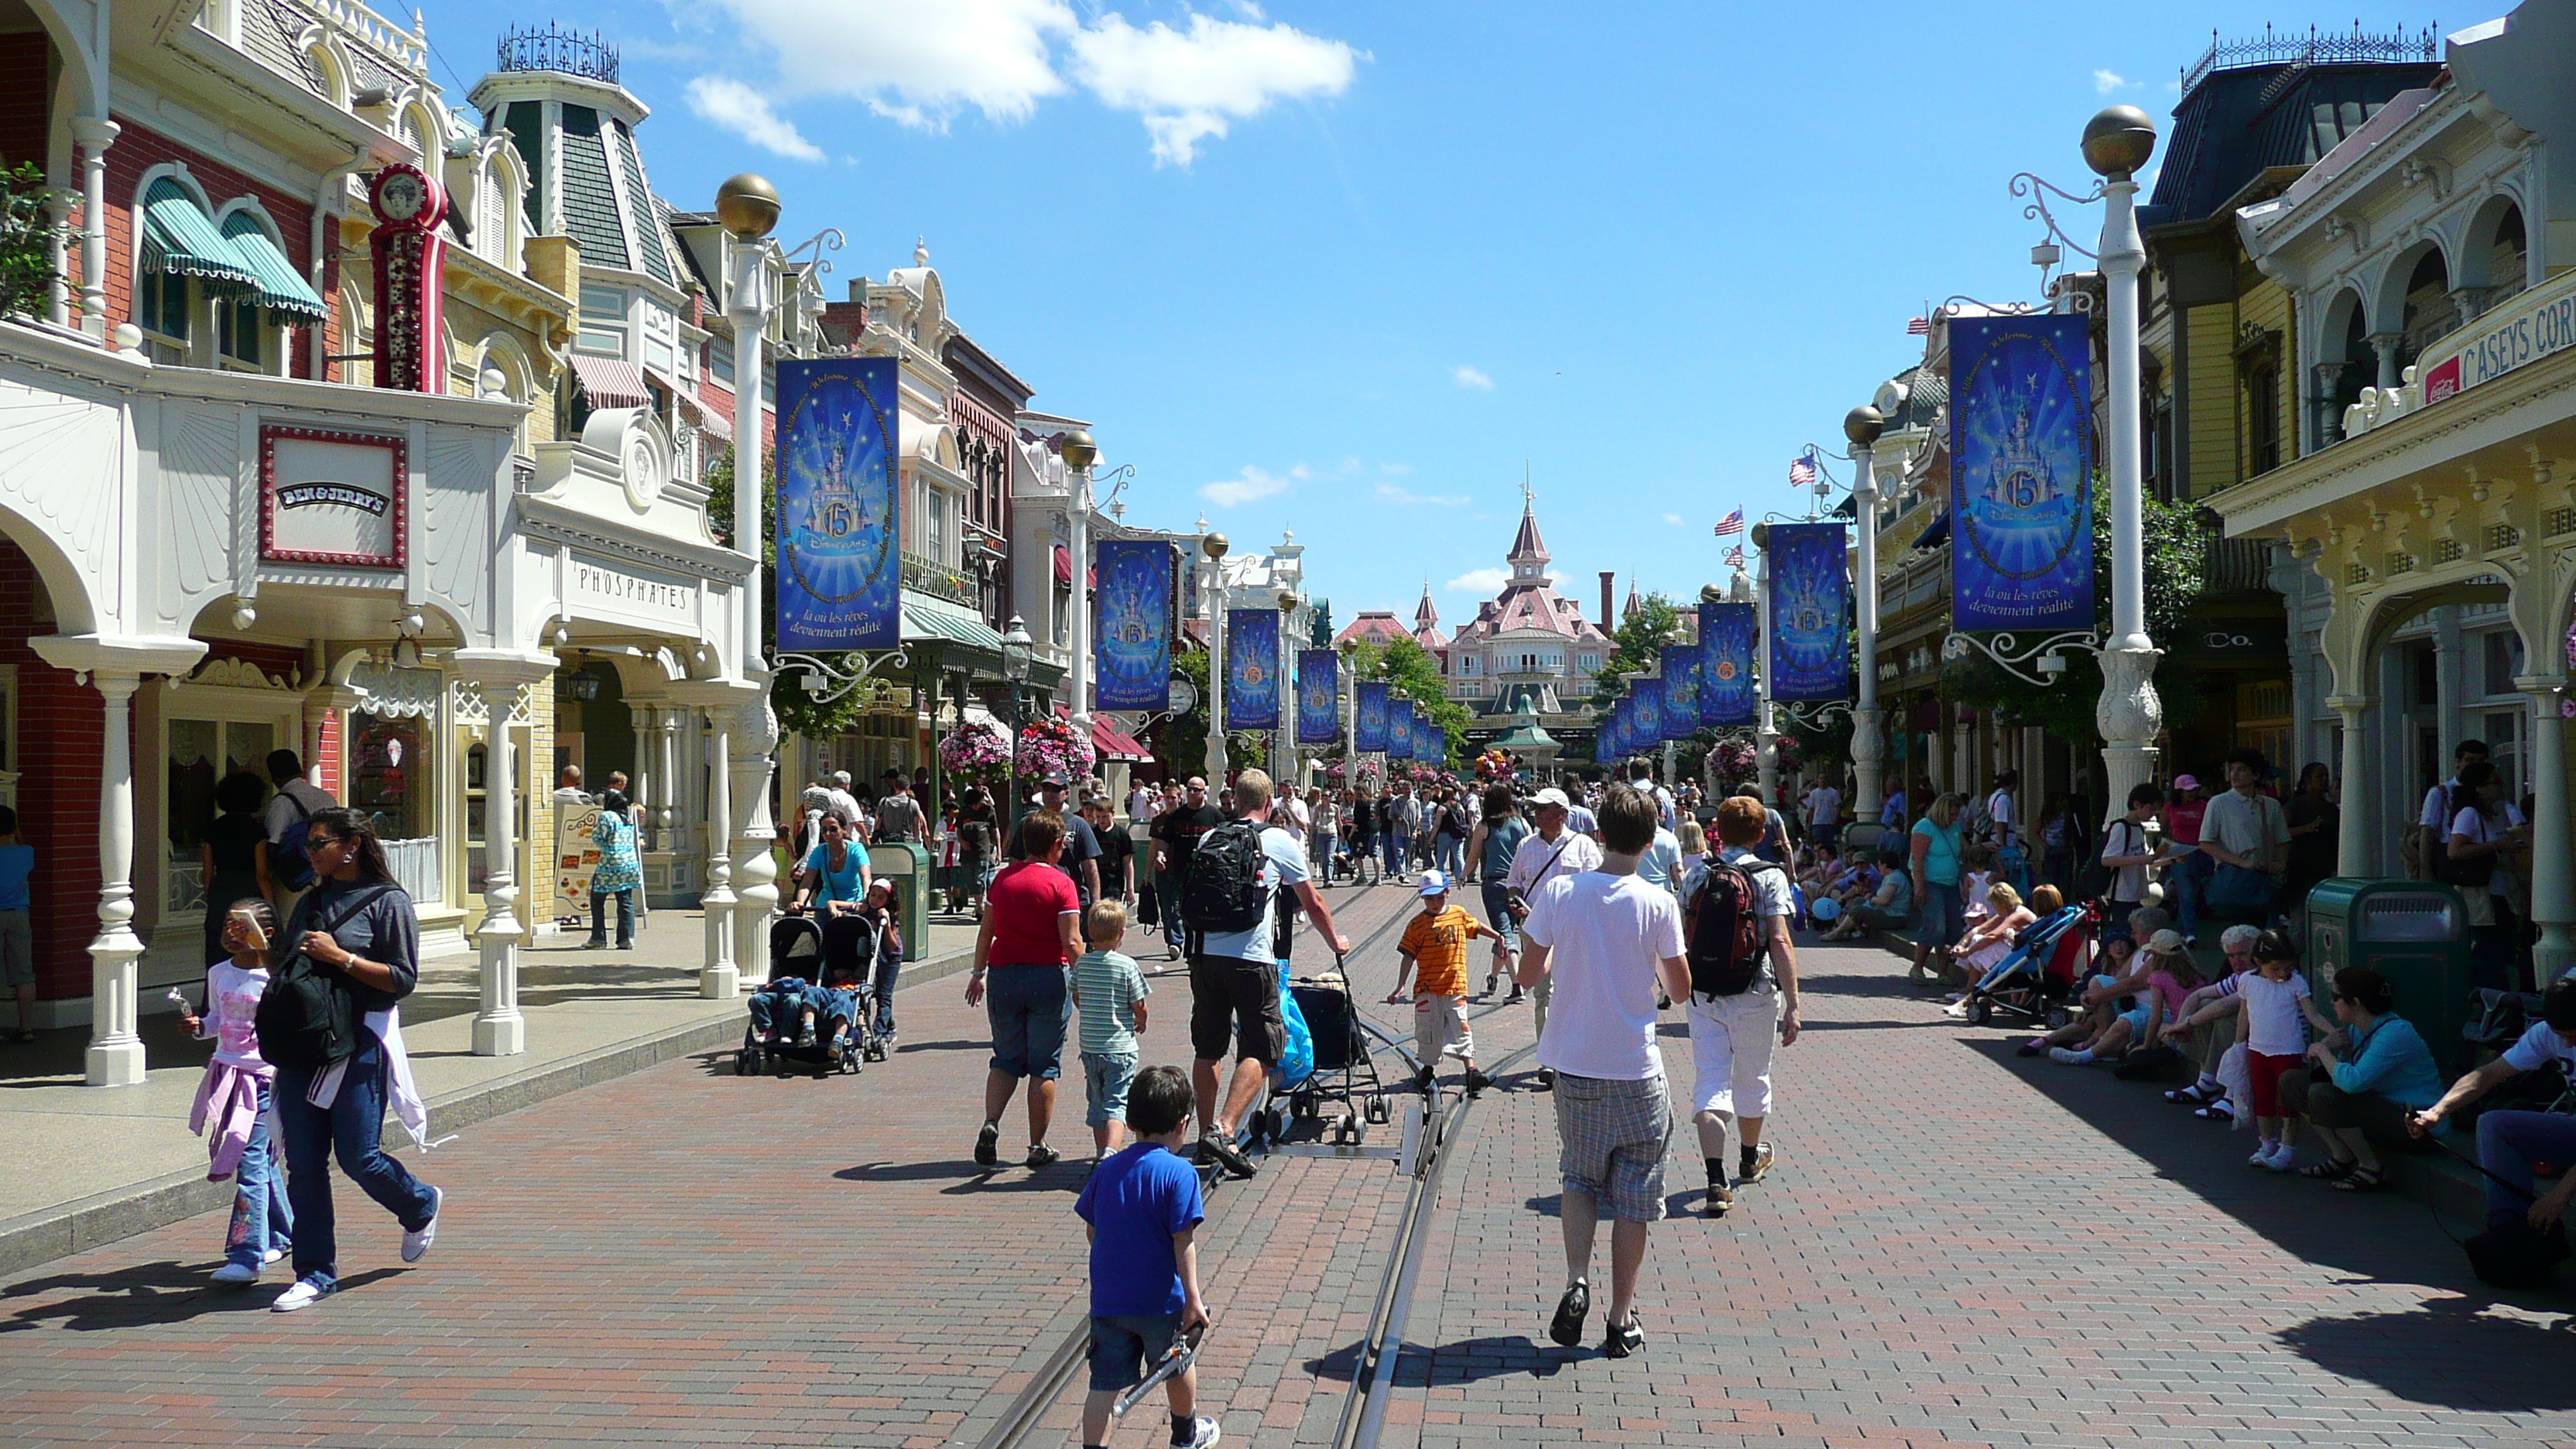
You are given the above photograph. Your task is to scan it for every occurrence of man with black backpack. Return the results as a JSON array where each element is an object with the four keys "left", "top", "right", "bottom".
[
  {"left": 1682, "top": 796, "right": 1804, "bottom": 1218},
  {"left": 262, "top": 749, "right": 337, "bottom": 926},
  {"left": 1184, "top": 769, "right": 1349, "bottom": 1177}
]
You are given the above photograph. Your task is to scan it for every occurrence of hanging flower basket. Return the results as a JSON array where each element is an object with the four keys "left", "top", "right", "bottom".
[
  {"left": 1714, "top": 739, "right": 1756, "bottom": 782},
  {"left": 1016, "top": 715, "right": 1097, "bottom": 783},
  {"left": 937, "top": 719, "right": 1012, "bottom": 787}
]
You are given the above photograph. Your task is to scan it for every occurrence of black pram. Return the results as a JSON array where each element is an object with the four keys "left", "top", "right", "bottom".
[{"left": 735, "top": 912, "right": 885, "bottom": 1077}]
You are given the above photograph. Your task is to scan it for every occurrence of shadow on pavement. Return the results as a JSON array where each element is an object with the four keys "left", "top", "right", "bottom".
[
  {"left": 2275, "top": 1298, "right": 2576, "bottom": 1410},
  {"left": 1, "top": 1264, "right": 401, "bottom": 1332},
  {"left": 1301, "top": 1333, "right": 1582, "bottom": 1386}
]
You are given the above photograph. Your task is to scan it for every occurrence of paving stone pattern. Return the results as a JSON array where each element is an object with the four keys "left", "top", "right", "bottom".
[{"left": 5, "top": 910, "right": 2571, "bottom": 1447}]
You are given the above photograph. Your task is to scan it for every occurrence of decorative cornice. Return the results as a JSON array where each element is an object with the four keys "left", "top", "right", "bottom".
[{"left": 514, "top": 497, "right": 753, "bottom": 583}]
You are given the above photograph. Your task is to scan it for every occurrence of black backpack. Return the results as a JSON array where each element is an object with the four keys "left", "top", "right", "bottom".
[
  {"left": 255, "top": 883, "right": 395, "bottom": 1071},
  {"left": 1684, "top": 859, "right": 1780, "bottom": 997},
  {"left": 1184, "top": 820, "right": 1270, "bottom": 935}
]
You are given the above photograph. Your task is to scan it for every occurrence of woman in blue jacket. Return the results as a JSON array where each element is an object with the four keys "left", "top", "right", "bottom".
[{"left": 2278, "top": 966, "right": 2444, "bottom": 1191}]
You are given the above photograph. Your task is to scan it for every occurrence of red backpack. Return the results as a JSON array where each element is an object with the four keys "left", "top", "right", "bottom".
[{"left": 1685, "top": 859, "right": 1780, "bottom": 997}]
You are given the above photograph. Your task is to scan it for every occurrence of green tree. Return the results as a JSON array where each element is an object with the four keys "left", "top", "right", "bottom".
[
  {"left": 1591, "top": 591, "right": 1684, "bottom": 709},
  {"left": 1153, "top": 647, "right": 1262, "bottom": 780},
  {"left": 0, "top": 163, "right": 60, "bottom": 323},
  {"left": 704, "top": 444, "right": 879, "bottom": 741},
  {"left": 1941, "top": 487, "right": 2209, "bottom": 744}
]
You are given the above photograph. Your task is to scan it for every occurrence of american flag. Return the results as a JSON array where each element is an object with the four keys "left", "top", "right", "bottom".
[
  {"left": 1712, "top": 508, "right": 1745, "bottom": 537},
  {"left": 1724, "top": 544, "right": 1746, "bottom": 569},
  {"left": 1788, "top": 454, "right": 1817, "bottom": 488},
  {"left": 1906, "top": 316, "right": 1933, "bottom": 335}
]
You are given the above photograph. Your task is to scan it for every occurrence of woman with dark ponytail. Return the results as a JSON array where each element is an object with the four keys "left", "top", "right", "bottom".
[
  {"left": 2276, "top": 966, "right": 2444, "bottom": 1191},
  {"left": 261, "top": 806, "right": 443, "bottom": 1312}
]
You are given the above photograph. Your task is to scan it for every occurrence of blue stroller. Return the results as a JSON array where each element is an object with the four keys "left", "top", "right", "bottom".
[
  {"left": 1958, "top": 903, "right": 2093, "bottom": 1028},
  {"left": 735, "top": 913, "right": 882, "bottom": 1077}
]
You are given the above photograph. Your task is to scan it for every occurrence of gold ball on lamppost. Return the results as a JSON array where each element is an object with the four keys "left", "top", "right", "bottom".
[
  {"left": 714, "top": 173, "right": 782, "bottom": 240},
  {"left": 1059, "top": 429, "right": 1098, "bottom": 470},
  {"left": 1749, "top": 521, "right": 1769, "bottom": 549},
  {"left": 2081, "top": 105, "right": 2157, "bottom": 179},
  {"left": 1203, "top": 533, "right": 1229, "bottom": 560},
  {"left": 1844, "top": 404, "right": 1885, "bottom": 447}
]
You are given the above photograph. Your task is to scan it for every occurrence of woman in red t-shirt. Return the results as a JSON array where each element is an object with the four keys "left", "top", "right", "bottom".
[{"left": 964, "top": 810, "right": 1086, "bottom": 1172}]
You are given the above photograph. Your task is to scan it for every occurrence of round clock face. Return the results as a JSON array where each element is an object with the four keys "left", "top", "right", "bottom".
[{"left": 377, "top": 171, "right": 425, "bottom": 222}]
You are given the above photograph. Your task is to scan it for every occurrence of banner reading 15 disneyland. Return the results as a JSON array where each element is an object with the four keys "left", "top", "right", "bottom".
[
  {"left": 1766, "top": 522, "right": 1848, "bottom": 702},
  {"left": 1094, "top": 540, "right": 1174, "bottom": 711},
  {"left": 775, "top": 358, "right": 901, "bottom": 651},
  {"left": 1296, "top": 649, "right": 1338, "bottom": 745},
  {"left": 1947, "top": 313, "right": 2095, "bottom": 632},
  {"left": 1701, "top": 601, "right": 1756, "bottom": 728},
  {"left": 1355, "top": 681, "right": 1390, "bottom": 752},
  {"left": 1225, "top": 608, "right": 1281, "bottom": 731}
]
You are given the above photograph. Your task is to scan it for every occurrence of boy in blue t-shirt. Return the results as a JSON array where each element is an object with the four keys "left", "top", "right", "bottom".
[
  {"left": 0, "top": 805, "right": 33, "bottom": 1043},
  {"left": 1073, "top": 1064, "right": 1219, "bottom": 1449}
]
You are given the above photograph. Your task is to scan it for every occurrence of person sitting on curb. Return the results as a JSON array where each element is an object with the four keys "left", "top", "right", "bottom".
[
  {"left": 2408, "top": 975, "right": 2576, "bottom": 1235},
  {"left": 1818, "top": 851, "right": 1913, "bottom": 942},
  {"left": 2278, "top": 966, "right": 2444, "bottom": 1191}
]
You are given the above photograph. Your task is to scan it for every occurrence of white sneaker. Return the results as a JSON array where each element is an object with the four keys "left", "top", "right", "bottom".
[
  {"left": 1177, "top": 1416, "right": 1222, "bottom": 1448},
  {"left": 271, "top": 1278, "right": 331, "bottom": 1312},
  {"left": 210, "top": 1262, "right": 259, "bottom": 1285},
  {"left": 2248, "top": 1145, "right": 2278, "bottom": 1167},
  {"left": 262, "top": 1247, "right": 286, "bottom": 1265},
  {"left": 401, "top": 1186, "right": 442, "bottom": 1263},
  {"left": 2263, "top": 1142, "right": 2297, "bottom": 1173}
]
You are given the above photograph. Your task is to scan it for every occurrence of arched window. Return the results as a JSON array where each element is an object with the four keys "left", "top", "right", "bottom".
[{"left": 2399, "top": 248, "right": 2457, "bottom": 361}]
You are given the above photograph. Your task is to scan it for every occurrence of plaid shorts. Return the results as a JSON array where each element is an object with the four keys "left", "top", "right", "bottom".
[{"left": 1552, "top": 1069, "right": 1673, "bottom": 1223}]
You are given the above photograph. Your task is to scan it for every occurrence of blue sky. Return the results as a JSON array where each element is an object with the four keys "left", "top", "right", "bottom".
[{"left": 420, "top": 2, "right": 2448, "bottom": 622}]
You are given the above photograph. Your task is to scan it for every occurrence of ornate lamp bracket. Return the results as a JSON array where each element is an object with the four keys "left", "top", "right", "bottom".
[
  {"left": 776, "top": 647, "right": 912, "bottom": 706},
  {"left": 1779, "top": 700, "right": 1853, "bottom": 729},
  {"left": 1941, "top": 629, "right": 2102, "bottom": 688}
]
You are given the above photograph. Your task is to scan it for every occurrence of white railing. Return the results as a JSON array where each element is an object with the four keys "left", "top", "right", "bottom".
[
  {"left": 309, "top": 0, "right": 429, "bottom": 75},
  {"left": 385, "top": 836, "right": 443, "bottom": 905}
]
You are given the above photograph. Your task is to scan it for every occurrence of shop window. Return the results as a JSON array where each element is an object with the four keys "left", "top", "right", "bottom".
[
  {"left": 139, "top": 272, "right": 190, "bottom": 365},
  {"left": 579, "top": 283, "right": 627, "bottom": 357},
  {"left": 164, "top": 718, "right": 275, "bottom": 915},
  {"left": 2246, "top": 365, "right": 2280, "bottom": 475},
  {"left": 215, "top": 297, "right": 266, "bottom": 370},
  {"left": 350, "top": 711, "right": 430, "bottom": 842},
  {"left": 2481, "top": 630, "right": 2525, "bottom": 697}
]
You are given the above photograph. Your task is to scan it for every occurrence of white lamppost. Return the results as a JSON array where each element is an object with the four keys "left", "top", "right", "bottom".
[
  {"left": 1060, "top": 429, "right": 1099, "bottom": 748},
  {"left": 1002, "top": 614, "right": 1033, "bottom": 827},
  {"left": 1750, "top": 522, "right": 1779, "bottom": 803},
  {"left": 1846, "top": 405, "right": 1886, "bottom": 821},
  {"left": 1203, "top": 531, "right": 1229, "bottom": 781},
  {"left": 2084, "top": 106, "right": 2163, "bottom": 826}
]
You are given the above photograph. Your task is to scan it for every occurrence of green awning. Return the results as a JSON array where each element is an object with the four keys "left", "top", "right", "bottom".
[
  {"left": 219, "top": 211, "right": 328, "bottom": 320},
  {"left": 902, "top": 591, "right": 1005, "bottom": 653},
  {"left": 139, "top": 178, "right": 257, "bottom": 290}
]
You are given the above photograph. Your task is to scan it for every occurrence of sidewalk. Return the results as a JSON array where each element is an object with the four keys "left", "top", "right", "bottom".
[
  {"left": 1362, "top": 936, "right": 2576, "bottom": 1449},
  {"left": 0, "top": 907, "right": 986, "bottom": 1276}
]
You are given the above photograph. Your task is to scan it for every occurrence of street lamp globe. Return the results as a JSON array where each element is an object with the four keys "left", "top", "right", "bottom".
[
  {"left": 1844, "top": 405, "right": 1885, "bottom": 447},
  {"left": 2081, "top": 105, "right": 2157, "bottom": 179},
  {"left": 713, "top": 173, "right": 781, "bottom": 240},
  {"left": 1000, "top": 615, "right": 1033, "bottom": 683},
  {"left": 1059, "top": 429, "right": 1099, "bottom": 471}
]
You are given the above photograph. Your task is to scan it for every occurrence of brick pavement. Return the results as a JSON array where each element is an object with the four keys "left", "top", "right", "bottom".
[
  {"left": 0, "top": 882, "right": 1433, "bottom": 1449},
  {"left": 1366, "top": 936, "right": 2576, "bottom": 1449}
]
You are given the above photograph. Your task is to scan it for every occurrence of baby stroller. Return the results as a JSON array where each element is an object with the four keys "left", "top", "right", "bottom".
[
  {"left": 735, "top": 913, "right": 883, "bottom": 1077},
  {"left": 1280, "top": 971, "right": 1391, "bottom": 1144},
  {"left": 1962, "top": 903, "right": 2094, "bottom": 1029}
]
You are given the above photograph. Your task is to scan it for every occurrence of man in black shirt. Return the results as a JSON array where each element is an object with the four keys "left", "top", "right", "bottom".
[
  {"left": 1085, "top": 793, "right": 1135, "bottom": 904},
  {"left": 1149, "top": 777, "right": 1223, "bottom": 962},
  {"left": 872, "top": 770, "right": 925, "bottom": 844},
  {"left": 1009, "top": 776, "right": 1100, "bottom": 909}
]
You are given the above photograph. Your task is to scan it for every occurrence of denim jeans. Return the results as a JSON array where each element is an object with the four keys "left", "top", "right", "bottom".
[
  {"left": 1437, "top": 837, "right": 1465, "bottom": 879},
  {"left": 223, "top": 1078, "right": 293, "bottom": 1269},
  {"left": 273, "top": 1035, "right": 437, "bottom": 1291},
  {"left": 986, "top": 964, "right": 1068, "bottom": 1080},
  {"left": 2170, "top": 851, "right": 2212, "bottom": 937},
  {"left": 748, "top": 979, "right": 807, "bottom": 1036},
  {"left": 872, "top": 952, "right": 901, "bottom": 1036},
  {"left": 587, "top": 887, "right": 635, "bottom": 947},
  {"left": 1383, "top": 834, "right": 1406, "bottom": 875},
  {"left": 2475, "top": 1109, "right": 2576, "bottom": 1228},
  {"left": 1156, "top": 879, "right": 1187, "bottom": 948}
]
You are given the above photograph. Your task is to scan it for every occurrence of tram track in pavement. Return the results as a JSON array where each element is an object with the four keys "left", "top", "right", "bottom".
[{"left": 962, "top": 875, "right": 1533, "bottom": 1449}]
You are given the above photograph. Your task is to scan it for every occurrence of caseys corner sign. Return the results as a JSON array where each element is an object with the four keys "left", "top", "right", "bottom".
[{"left": 2417, "top": 267, "right": 2576, "bottom": 408}]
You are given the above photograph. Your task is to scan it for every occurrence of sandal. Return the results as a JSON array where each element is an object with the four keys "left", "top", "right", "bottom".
[
  {"left": 2163, "top": 1082, "right": 2221, "bottom": 1105},
  {"left": 2193, "top": 1099, "right": 2235, "bottom": 1122},
  {"left": 2299, "top": 1158, "right": 2357, "bottom": 1181},
  {"left": 2329, "top": 1165, "right": 2387, "bottom": 1192}
]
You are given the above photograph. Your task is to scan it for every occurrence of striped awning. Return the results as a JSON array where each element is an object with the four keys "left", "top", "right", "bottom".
[
  {"left": 570, "top": 354, "right": 652, "bottom": 409},
  {"left": 901, "top": 591, "right": 1005, "bottom": 653},
  {"left": 139, "top": 178, "right": 256, "bottom": 289},
  {"left": 1092, "top": 714, "right": 1153, "bottom": 764},
  {"left": 218, "top": 212, "right": 327, "bottom": 320}
]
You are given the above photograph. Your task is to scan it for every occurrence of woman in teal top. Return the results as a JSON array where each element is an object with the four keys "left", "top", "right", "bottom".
[
  {"left": 1907, "top": 793, "right": 1965, "bottom": 987},
  {"left": 1464, "top": 783, "right": 1532, "bottom": 999},
  {"left": 2279, "top": 966, "right": 2444, "bottom": 1191},
  {"left": 585, "top": 790, "right": 642, "bottom": 950},
  {"left": 793, "top": 813, "right": 871, "bottom": 916}
]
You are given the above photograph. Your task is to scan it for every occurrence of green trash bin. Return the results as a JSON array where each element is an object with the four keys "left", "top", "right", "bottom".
[
  {"left": 2303, "top": 878, "right": 2475, "bottom": 1071},
  {"left": 868, "top": 841, "right": 931, "bottom": 964}
]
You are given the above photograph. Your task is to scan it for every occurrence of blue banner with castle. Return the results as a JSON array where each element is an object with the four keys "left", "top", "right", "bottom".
[
  {"left": 775, "top": 358, "right": 902, "bottom": 651},
  {"left": 1947, "top": 313, "right": 2095, "bottom": 632}
]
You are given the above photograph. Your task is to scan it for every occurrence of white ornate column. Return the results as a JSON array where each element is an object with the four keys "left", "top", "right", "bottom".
[
  {"left": 656, "top": 705, "right": 683, "bottom": 861},
  {"left": 43, "top": 191, "right": 71, "bottom": 327},
  {"left": 2369, "top": 332, "right": 2405, "bottom": 391},
  {"left": 70, "top": 117, "right": 116, "bottom": 337},
  {"left": 2330, "top": 694, "right": 2376, "bottom": 880},
  {"left": 454, "top": 652, "right": 553, "bottom": 1056},
  {"left": 697, "top": 697, "right": 738, "bottom": 997},
  {"left": 729, "top": 687, "right": 779, "bottom": 985},
  {"left": 2521, "top": 679, "right": 2574, "bottom": 985},
  {"left": 32, "top": 637, "right": 207, "bottom": 1085},
  {"left": 2088, "top": 108, "right": 2164, "bottom": 830},
  {"left": 628, "top": 701, "right": 661, "bottom": 852},
  {"left": 1847, "top": 413, "right": 1886, "bottom": 821}
]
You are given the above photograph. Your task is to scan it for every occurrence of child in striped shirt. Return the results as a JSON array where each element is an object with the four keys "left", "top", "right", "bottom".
[{"left": 1073, "top": 900, "right": 1151, "bottom": 1157}]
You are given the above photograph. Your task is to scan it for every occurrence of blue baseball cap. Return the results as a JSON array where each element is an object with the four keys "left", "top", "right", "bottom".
[{"left": 1415, "top": 870, "right": 1451, "bottom": 896}]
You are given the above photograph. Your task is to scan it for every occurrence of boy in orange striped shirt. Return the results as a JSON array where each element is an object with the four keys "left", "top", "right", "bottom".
[{"left": 1387, "top": 871, "right": 1497, "bottom": 1097}]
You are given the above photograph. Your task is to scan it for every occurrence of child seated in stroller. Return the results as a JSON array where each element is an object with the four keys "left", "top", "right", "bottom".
[{"left": 751, "top": 882, "right": 896, "bottom": 1053}]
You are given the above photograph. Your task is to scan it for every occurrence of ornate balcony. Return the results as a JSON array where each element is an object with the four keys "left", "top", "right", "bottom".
[{"left": 900, "top": 549, "right": 977, "bottom": 608}]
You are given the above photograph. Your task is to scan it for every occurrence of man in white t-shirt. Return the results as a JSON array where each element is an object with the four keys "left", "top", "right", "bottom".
[
  {"left": 2416, "top": 738, "right": 2490, "bottom": 876},
  {"left": 1984, "top": 769, "right": 2019, "bottom": 849},
  {"left": 1625, "top": 760, "right": 1677, "bottom": 833},
  {"left": 1516, "top": 784, "right": 1690, "bottom": 1360},
  {"left": 2097, "top": 783, "right": 2167, "bottom": 932},
  {"left": 2410, "top": 977, "right": 2576, "bottom": 1231},
  {"left": 1506, "top": 788, "right": 1605, "bottom": 1086},
  {"left": 1678, "top": 795, "right": 1803, "bottom": 1218},
  {"left": 1187, "top": 769, "right": 1350, "bottom": 1177},
  {"left": 1802, "top": 780, "right": 1843, "bottom": 848}
]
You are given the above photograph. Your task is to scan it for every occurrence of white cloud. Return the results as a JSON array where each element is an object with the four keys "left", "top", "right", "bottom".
[
  {"left": 685, "top": 77, "right": 827, "bottom": 162},
  {"left": 1445, "top": 567, "right": 1509, "bottom": 594},
  {"left": 1451, "top": 365, "right": 1494, "bottom": 390},
  {"left": 1376, "top": 482, "right": 1467, "bottom": 506},
  {"left": 1199, "top": 463, "right": 1306, "bottom": 507},
  {"left": 2092, "top": 68, "right": 2132, "bottom": 95},
  {"left": 694, "top": 0, "right": 1073, "bottom": 132},
  {"left": 1660, "top": 512, "right": 1684, "bottom": 526},
  {"left": 1067, "top": 12, "right": 1362, "bottom": 166},
  {"left": 1378, "top": 461, "right": 1416, "bottom": 476}
]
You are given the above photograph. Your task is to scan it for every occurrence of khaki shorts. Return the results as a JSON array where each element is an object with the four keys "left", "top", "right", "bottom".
[{"left": 1413, "top": 995, "right": 1473, "bottom": 1061}]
